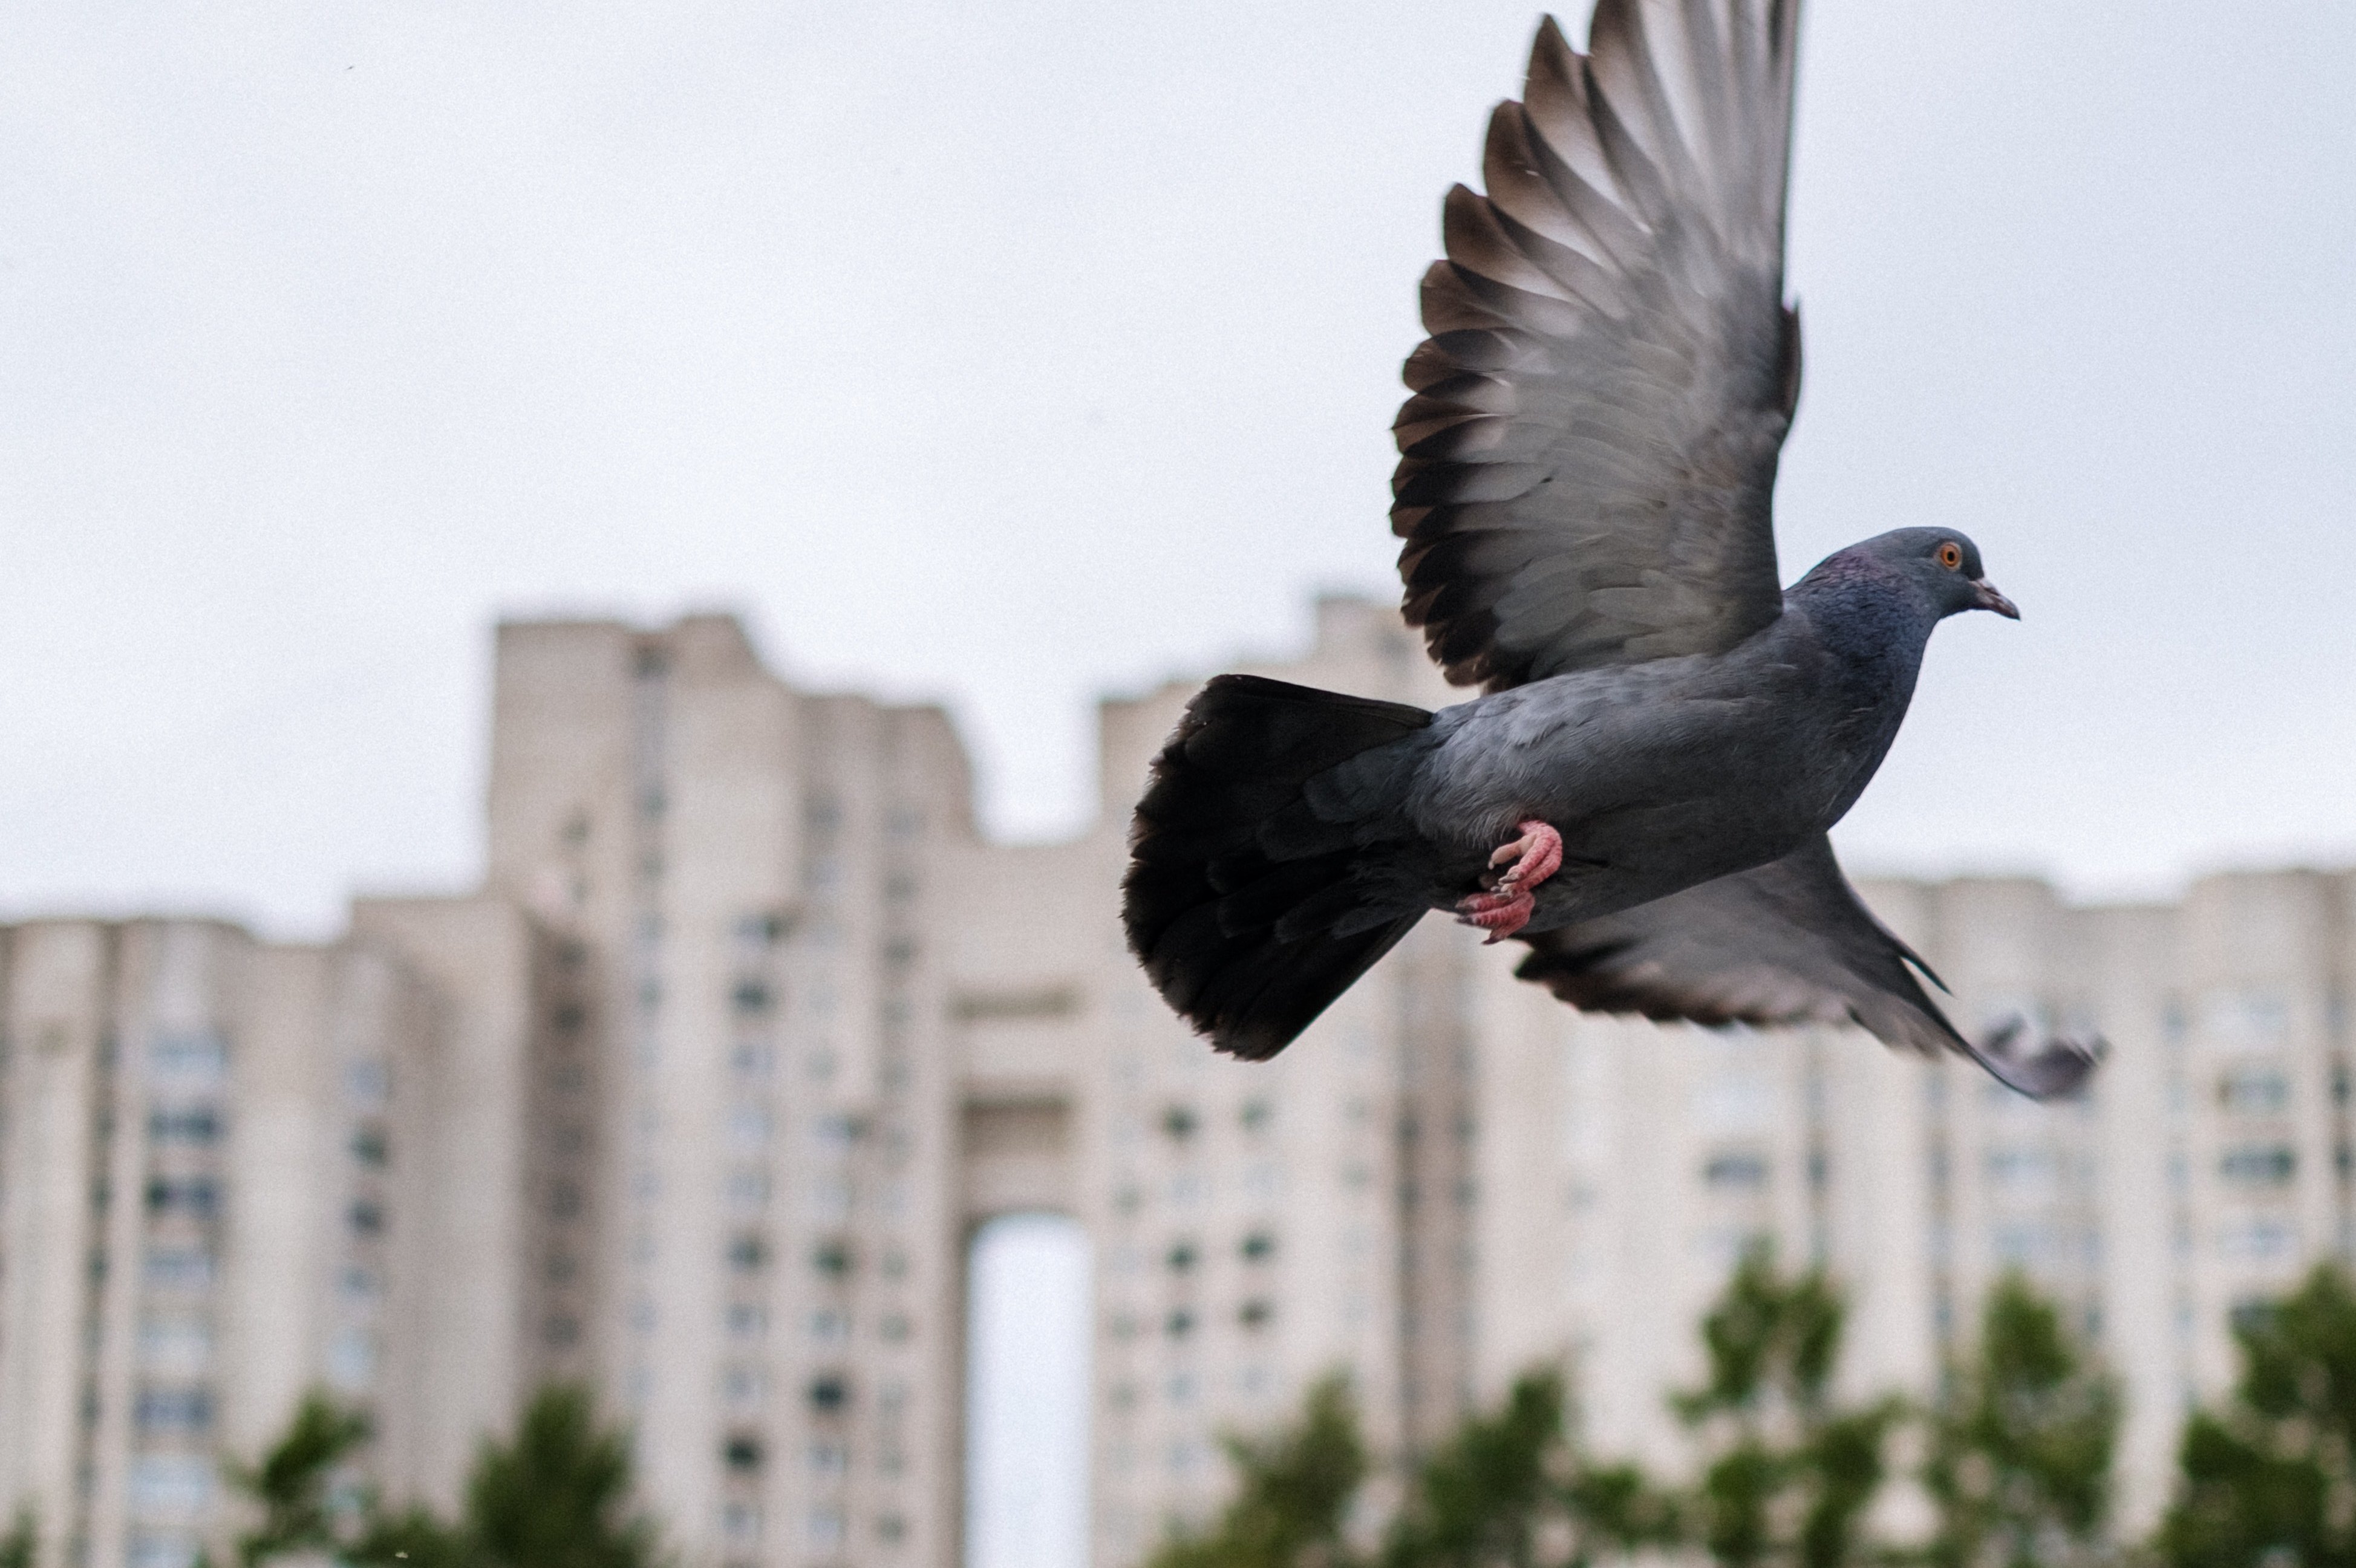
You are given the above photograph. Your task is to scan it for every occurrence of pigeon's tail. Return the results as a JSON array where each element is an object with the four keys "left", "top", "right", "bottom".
[{"left": 1121, "top": 674, "right": 1433, "bottom": 1061}]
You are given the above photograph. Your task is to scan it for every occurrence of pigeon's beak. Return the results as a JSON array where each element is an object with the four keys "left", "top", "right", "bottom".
[{"left": 1971, "top": 578, "right": 2020, "bottom": 620}]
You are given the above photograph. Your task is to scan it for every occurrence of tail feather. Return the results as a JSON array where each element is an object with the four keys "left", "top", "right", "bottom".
[{"left": 1121, "top": 674, "right": 1432, "bottom": 1061}]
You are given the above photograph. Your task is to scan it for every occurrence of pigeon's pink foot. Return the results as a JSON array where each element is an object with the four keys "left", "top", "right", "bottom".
[
  {"left": 1489, "top": 819, "right": 1564, "bottom": 891},
  {"left": 1454, "top": 820, "right": 1564, "bottom": 944},
  {"left": 1456, "top": 886, "right": 1535, "bottom": 943}
]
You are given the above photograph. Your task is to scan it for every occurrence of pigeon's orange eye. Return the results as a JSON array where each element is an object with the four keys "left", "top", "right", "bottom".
[{"left": 1936, "top": 542, "right": 1963, "bottom": 571}]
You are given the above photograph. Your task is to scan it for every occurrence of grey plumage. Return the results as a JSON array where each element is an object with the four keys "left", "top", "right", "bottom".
[{"left": 1120, "top": 1, "right": 2101, "bottom": 1098}]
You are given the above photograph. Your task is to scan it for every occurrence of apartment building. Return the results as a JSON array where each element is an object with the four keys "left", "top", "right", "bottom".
[{"left": 1, "top": 599, "right": 2347, "bottom": 1568}]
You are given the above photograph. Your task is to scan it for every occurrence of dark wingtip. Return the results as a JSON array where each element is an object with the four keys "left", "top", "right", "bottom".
[{"left": 1962, "top": 1017, "right": 2107, "bottom": 1101}]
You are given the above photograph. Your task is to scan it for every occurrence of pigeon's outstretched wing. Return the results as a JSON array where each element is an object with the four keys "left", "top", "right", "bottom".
[
  {"left": 1394, "top": 4, "right": 1803, "bottom": 691},
  {"left": 1513, "top": 836, "right": 2104, "bottom": 1099}
]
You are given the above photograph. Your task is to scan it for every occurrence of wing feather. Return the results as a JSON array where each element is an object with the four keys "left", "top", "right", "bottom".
[
  {"left": 1513, "top": 837, "right": 2105, "bottom": 1099},
  {"left": 1396, "top": 4, "right": 1801, "bottom": 689}
]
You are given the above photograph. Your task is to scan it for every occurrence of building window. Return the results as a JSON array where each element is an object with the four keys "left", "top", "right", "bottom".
[
  {"left": 327, "top": 1329, "right": 376, "bottom": 1391},
  {"left": 735, "top": 911, "right": 789, "bottom": 945},
  {"left": 722, "top": 1433, "right": 763, "bottom": 1472},
  {"left": 149, "top": 1034, "right": 227, "bottom": 1088},
  {"left": 149, "top": 1108, "right": 221, "bottom": 1145},
  {"left": 135, "top": 1387, "right": 214, "bottom": 1434},
  {"left": 1165, "top": 1309, "right": 1195, "bottom": 1339},
  {"left": 812, "top": 1238, "right": 853, "bottom": 1278},
  {"left": 1166, "top": 1241, "right": 1198, "bottom": 1273},
  {"left": 350, "top": 1125, "right": 390, "bottom": 1168},
  {"left": 129, "top": 1535, "right": 198, "bottom": 1568},
  {"left": 2202, "top": 989, "right": 2292, "bottom": 1050},
  {"left": 1985, "top": 1148, "right": 2066, "bottom": 1197},
  {"left": 2219, "top": 1219, "right": 2299, "bottom": 1261},
  {"left": 344, "top": 1060, "right": 390, "bottom": 1108},
  {"left": 1239, "top": 1299, "right": 1274, "bottom": 1330},
  {"left": 2220, "top": 1069, "right": 2292, "bottom": 1116},
  {"left": 1704, "top": 1152, "right": 1769, "bottom": 1189},
  {"left": 2220, "top": 1145, "right": 2297, "bottom": 1185},
  {"left": 138, "top": 1319, "right": 211, "bottom": 1373},
  {"left": 143, "top": 1250, "right": 215, "bottom": 1290},
  {"left": 146, "top": 1179, "right": 221, "bottom": 1220},
  {"left": 806, "top": 1176, "right": 853, "bottom": 1221},
  {"left": 808, "top": 1374, "right": 850, "bottom": 1414},
  {"left": 129, "top": 1456, "right": 215, "bottom": 1514},
  {"left": 728, "top": 1234, "right": 766, "bottom": 1271},
  {"left": 1241, "top": 1231, "right": 1276, "bottom": 1263},
  {"left": 1162, "top": 1105, "right": 1200, "bottom": 1140}
]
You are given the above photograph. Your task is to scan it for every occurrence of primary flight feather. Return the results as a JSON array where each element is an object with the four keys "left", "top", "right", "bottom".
[{"left": 1120, "top": 0, "right": 2101, "bottom": 1099}]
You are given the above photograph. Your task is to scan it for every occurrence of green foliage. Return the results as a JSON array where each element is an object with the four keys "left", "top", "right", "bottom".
[
  {"left": 2156, "top": 1264, "right": 2356, "bottom": 1568},
  {"left": 0, "top": 1506, "right": 37, "bottom": 1568},
  {"left": 1383, "top": 1372, "right": 1564, "bottom": 1568},
  {"left": 347, "top": 1506, "right": 475, "bottom": 1568},
  {"left": 1380, "top": 1369, "right": 1680, "bottom": 1568},
  {"left": 225, "top": 1391, "right": 372, "bottom": 1568},
  {"left": 227, "top": 1384, "right": 657, "bottom": 1568},
  {"left": 463, "top": 1386, "right": 662, "bottom": 1568},
  {"left": 1920, "top": 1274, "right": 2118, "bottom": 1568},
  {"left": 1672, "top": 1247, "right": 1900, "bottom": 1568},
  {"left": 1149, "top": 1376, "right": 1369, "bottom": 1568}
]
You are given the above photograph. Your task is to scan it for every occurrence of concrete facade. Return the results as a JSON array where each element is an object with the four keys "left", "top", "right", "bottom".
[{"left": 1, "top": 599, "right": 2349, "bottom": 1567}]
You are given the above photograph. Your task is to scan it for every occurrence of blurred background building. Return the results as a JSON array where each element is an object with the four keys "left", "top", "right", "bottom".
[{"left": 2, "top": 599, "right": 2349, "bottom": 1568}]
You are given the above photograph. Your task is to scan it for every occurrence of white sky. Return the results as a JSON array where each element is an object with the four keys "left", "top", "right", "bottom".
[
  {"left": 5, "top": 2, "right": 2354, "bottom": 942},
  {"left": 965, "top": 1214, "right": 1091, "bottom": 1568}
]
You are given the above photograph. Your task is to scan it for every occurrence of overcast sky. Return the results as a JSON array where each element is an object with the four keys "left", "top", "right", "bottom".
[{"left": 5, "top": 1, "right": 2354, "bottom": 939}]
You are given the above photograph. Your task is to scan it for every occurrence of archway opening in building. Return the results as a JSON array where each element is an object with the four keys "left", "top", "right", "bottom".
[{"left": 965, "top": 1211, "right": 1092, "bottom": 1568}]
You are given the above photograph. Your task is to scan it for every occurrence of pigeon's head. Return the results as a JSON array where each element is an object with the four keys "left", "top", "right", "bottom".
[{"left": 1857, "top": 528, "right": 2020, "bottom": 622}]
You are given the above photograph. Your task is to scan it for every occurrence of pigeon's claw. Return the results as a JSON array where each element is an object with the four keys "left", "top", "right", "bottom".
[
  {"left": 1456, "top": 886, "right": 1535, "bottom": 944},
  {"left": 1457, "top": 821, "right": 1564, "bottom": 944},
  {"left": 1488, "top": 820, "right": 1564, "bottom": 892}
]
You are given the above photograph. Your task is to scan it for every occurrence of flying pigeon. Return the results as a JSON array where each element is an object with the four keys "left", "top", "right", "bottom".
[{"left": 1120, "top": 0, "right": 2101, "bottom": 1099}]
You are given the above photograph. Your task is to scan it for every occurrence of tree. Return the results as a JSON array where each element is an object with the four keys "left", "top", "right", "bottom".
[
  {"left": 1380, "top": 1369, "right": 1680, "bottom": 1568},
  {"left": 2156, "top": 1264, "right": 2356, "bottom": 1568},
  {"left": 0, "top": 1508, "right": 36, "bottom": 1568},
  {"left": 461, "top": 1386, "right": 662, "bottom": 1568},
  {"left": 1149, "top": 1376, "right": 1370, "bottom": 1568},
  {"left": 225, "top": 1391, "right": 372, "bottom": 1568},
  {"left": 1921, "top": 1274, "right": 2118, "bottom": 1568},
  {"left": 227, "top": 1384, "right": 658, "bottom": 1568},
  {"left": 1384, "top": 1372, "right": 1563, "bottom": 1568},
  {"left": 1671, "top": 1247, "right": 1901, "bottom": 1568},
  {"left": 347, "top": 1505, "right": 475, "bottom": 1568}
]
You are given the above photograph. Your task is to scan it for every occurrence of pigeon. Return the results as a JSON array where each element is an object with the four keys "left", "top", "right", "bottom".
[{"left": 1120, "top": 0, "right": 2101, "bottom": 1099}]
